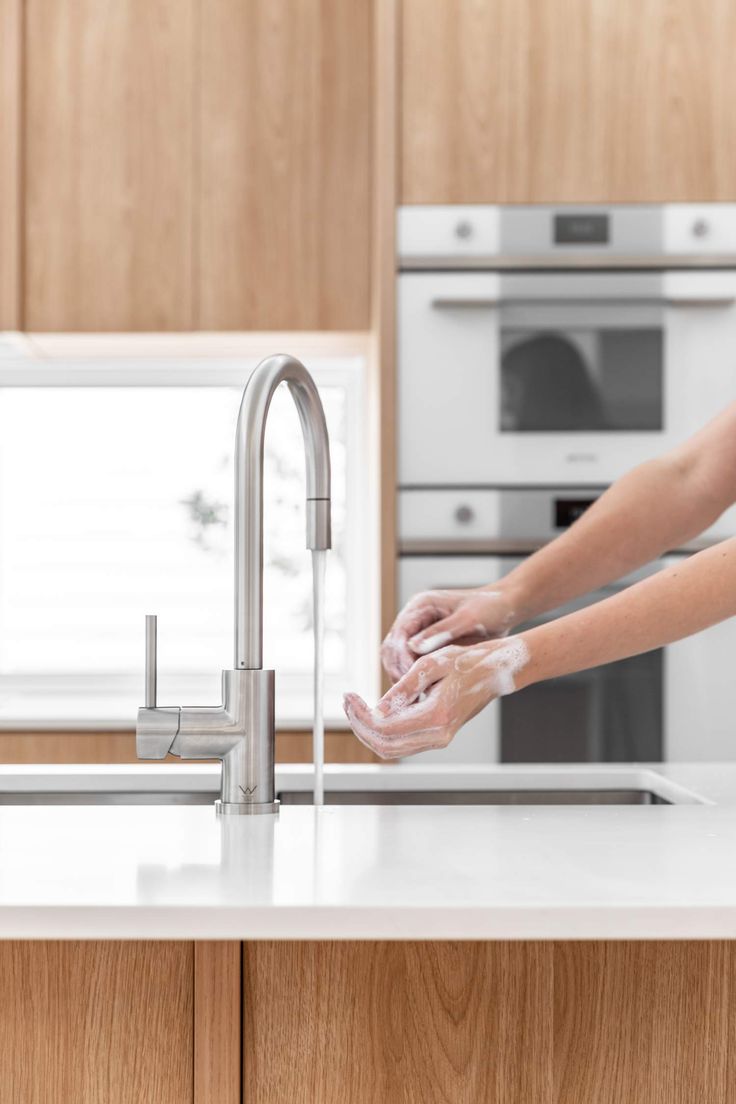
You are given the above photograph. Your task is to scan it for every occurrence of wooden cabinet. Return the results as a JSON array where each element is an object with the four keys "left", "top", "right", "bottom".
[
  {"left": 197, "top": 0, "right": 372, "bottom": 330},
  {"left": 245, "top": 941, "right": 736, "bottom": 1104},
  {"left": 24, "top": 0, "right": 196, "bottom": 332},
  {"left": 18, "top": 0, "right": 372, "bottom": 331},
  {"left": 0, "top": 942, "right": 195, "bottom": 1104},
  {"left": 0, "top": 941, "right": 240, "bottom": 1104},
  {"left": 401, "top": 0, "right": 736, "bottom": 204},
  {"left": 0, "top": 0, "right": 21, "bottom": 328},
  {"left": 2, "top": 939, "right": 735, "bottom": 1102},
  {"left": 0, "top": 729, "right": 377, "bottom": 764}
]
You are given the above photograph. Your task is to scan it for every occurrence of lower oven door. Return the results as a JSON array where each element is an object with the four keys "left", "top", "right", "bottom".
[{"left": 399, "top": 554, "right": 671, "bottom": 764}]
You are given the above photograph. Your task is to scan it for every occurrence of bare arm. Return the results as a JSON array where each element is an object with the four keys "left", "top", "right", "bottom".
[
  {"left": 345, "top": 537, "right": 736, "bottom": 759},
  {"left": 516, "top": 536, "right": 736, "bottom": 690},
  {"left": 500, "top": 402, "right": 736, "bottom": 623},
  {"left": 383, "top": 403, "right": 736, "bottom": 674}
]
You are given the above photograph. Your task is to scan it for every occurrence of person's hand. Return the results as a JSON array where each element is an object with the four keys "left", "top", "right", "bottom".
[
  {"left": 380, "top": 587, "right": 517, "bottom": 681},
  {"left": 344, "top": 636, "right": 529, "bottom": 760}
]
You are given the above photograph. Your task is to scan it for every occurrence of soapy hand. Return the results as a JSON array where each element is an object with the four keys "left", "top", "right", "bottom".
[
  {"left": 344, "top": 637, "right": 529, "bottom": 760},
  {"left": 380, "top": 587, "right": 517, "bottom": 680}
]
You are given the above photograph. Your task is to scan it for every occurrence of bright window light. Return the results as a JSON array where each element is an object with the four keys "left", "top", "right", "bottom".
[{"left": 0, "top": 349, "right": 376, "bottom": 727}]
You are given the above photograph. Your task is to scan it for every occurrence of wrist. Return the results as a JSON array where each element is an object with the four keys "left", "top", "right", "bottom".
[
  {"left": 508, "top": 630, "right": 540, "bottom": 692},
  {"left": 480, "top": 581, "right": 529, "bottom": 632}
]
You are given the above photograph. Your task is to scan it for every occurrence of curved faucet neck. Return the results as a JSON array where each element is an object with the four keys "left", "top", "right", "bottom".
[{"left": 234, "top": 355, "right": 331, "bottom": 670}]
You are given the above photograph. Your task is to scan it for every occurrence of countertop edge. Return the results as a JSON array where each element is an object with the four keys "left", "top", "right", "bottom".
[{"left": 3, "top": 905, "right": 736, "bottom": 941}]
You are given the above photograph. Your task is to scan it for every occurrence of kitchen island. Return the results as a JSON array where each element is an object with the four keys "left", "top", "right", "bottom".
[{"left": 2, "top": 762, "right": 735, "bottom": 1103}]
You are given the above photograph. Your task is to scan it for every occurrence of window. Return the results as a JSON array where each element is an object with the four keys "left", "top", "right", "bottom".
[{"left": 0, "top": 338, "right": 378, "bottom": 727}]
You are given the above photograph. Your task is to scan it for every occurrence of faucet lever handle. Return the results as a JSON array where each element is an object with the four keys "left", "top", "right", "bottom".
[{"left": 145, "top": 614, "right": 158, "bottom": 708}]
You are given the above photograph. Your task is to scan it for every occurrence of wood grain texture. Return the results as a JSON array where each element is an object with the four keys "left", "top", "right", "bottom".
[
  {"left": 0, "top": 942, "right": 193, "bottom": 1104},
  {"left": 0, "top": 729, "right": 376, "bottom": 763},
  {"left": 276, "top": 730, "right": 379, "bottom": 764},
  {"left": 555, "top": 941, "right": 736, "bottom": 1103},
  {"left": 194, "top": 942, "right": 241, "bottom": 1104},
  {"left": 401, "top": 0, "right": 736, "bottom": 203},
  {"left": 24, "top": 0, "right": 195, "bottom": 330},
  {"left": 373, "top": 0, "right": 399, "bottom": 664},
  {"left": 0, "top": 0, "right": 21, "bottom": 327},
  {"left": 243, "top": 941, "right": 553, "bottom": 1104},
  {"left": 243, "top": 941, "right": 736, "bottom": 1103},
  {"left": 198, "top": 0, "right": 372, "bottom": 329}
]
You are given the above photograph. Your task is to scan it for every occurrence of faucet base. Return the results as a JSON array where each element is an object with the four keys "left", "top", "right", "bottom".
[{"left": 216, "top": 799, "right": 280, "bottom": 816}]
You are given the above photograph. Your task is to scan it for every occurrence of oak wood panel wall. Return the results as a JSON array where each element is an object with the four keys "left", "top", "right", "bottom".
[
  {"left": 0, "top": 729, "right": 377, "bottom": 763},
  {"left": 0, "top": 0, "right": 21, "bottom": 328},
  {"left": 197, "top": 0, "right": 372, "bottom": 330},
  {"left": 0, "top": 942, "right": 193, "bottom": 1104},
  {"left": 243, "top": 941, "right": 736, "bottom": 1104},
  {"left": 24, "top": 0, "right": 196, "bottom": 331},
  {"left": 401, "top": 0, "right": 736, "bottom": 204}
]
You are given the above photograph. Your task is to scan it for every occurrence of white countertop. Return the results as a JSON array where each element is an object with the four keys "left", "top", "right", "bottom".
[{"left": 1, "top": 762, "right": 736, "bottom": 940}]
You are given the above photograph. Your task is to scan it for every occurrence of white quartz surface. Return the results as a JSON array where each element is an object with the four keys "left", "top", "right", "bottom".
[{"left": 1, "top": 762, "right": 736, "bottom": 940}]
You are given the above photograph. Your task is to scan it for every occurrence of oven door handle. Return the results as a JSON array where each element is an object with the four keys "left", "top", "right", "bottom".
[
  {"left": 431, "top": 297, "right": 499, "bottom": 309},
  {"left": 432, "top": 295, "right": 735, "bottom": 308},
  {"left": 666, "top": 296, "right": 736, "bottom": 307}
]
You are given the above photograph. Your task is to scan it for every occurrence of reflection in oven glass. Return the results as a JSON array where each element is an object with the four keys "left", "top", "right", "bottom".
[{"left": 500, "top": 330, "right": 663, "bottom": 433}]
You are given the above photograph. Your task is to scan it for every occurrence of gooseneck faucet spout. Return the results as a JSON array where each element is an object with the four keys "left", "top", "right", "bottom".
[
  {"left": 235, "top": 355, "right": 331, "bottom": 670},
  {"left": 136, "top": 354, "right": 332, "bottom": 814}
]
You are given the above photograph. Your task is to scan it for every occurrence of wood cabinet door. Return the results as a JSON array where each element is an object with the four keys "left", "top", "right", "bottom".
[
  {"left": 197, "top": 0, "right": 373, "bottom": 330},
  {"left": 401, "top": 0, "right": 736, "bottom": 204},
  {"left": 243, "top": 941, "right": 736, "bottom": 1104},
  {"left": 0, "top": 942, "right": 194, "bottom": 1104},
  {"left": 22, "top": 0, "right": 372, "bottom": 332},
  {"left": 24, "top": 0, "right": 197, "bottom": 331}
]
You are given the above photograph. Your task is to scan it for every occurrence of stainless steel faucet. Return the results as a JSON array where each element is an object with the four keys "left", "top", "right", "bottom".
[{"left": 136, "top": 354, "right": 331, "bottom": 814}]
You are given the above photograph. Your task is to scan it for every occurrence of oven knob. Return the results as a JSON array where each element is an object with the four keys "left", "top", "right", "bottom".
[
  {"left": 692, "top": 218, "right": 710, "bottom": 239},
  {"left": 454, "top": 219, "right": 473, "bottom": 241},
  {"left": 454, "top": 504, "right": 475, "bottom": 525}
]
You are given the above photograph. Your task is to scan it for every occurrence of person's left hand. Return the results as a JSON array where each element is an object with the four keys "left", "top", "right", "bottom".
[{"left": 343, "top": 637, "right": 529, "bottom": 760}]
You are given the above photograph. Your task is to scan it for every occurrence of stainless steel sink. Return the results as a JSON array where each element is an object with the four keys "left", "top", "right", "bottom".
[
  {"left": 0, "top": 791, "right": 215, "bottom": 805},
  {"left": 277, "top": 788, "right": 671, "bottom": 806},
  {"left": 0, "top": 787, "right": 671, "bottom": 806}
]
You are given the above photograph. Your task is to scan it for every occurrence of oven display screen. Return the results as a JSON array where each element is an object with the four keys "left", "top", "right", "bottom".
[
  {"left": 555, "top": 498, "right": 597, "bottom": 528},
  {"left": 554, "top": 213, "right": 609, "bottom": 245}
]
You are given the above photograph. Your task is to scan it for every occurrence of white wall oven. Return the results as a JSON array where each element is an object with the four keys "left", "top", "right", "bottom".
[
  {"left": 397, "top": 206, "right": 736, "bottom": 763},
  {"left": 399, "top": 204, "right": 736, "bottom": 488}
]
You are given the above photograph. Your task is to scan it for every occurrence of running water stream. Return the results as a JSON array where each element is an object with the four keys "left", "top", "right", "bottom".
[{"left": 312, "top": 548, "right": 327, "bottom": 805}]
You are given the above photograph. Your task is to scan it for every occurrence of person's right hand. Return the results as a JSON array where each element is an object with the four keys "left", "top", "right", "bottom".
[{"left": 380, "top": 587, "right": 518, "bottom": 681}]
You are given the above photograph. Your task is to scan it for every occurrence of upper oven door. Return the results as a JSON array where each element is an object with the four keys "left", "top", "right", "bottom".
[{"left": 398, "top": 269, "right": 736, "bottom": 486}]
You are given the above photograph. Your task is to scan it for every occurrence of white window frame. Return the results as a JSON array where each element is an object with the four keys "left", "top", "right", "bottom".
[{"left": 0, "top": 333, "right": 380, "bottom": 729}]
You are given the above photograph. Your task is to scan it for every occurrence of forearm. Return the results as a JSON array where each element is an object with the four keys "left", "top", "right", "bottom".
[
  {"left": 497, "top": 449, "right": 730, "bottom": 624},
  {"left": 515, "top": 538, "right": 736, "bottom": 690}
]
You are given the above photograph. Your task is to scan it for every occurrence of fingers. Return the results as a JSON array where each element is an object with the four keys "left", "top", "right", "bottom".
[
  {"left": 377, "top": 650, "right": 455, "bottom": 716},
  {"left": 381, "top": 595, "right": 447, "bottom": 679},
  {"left": 380, "top": 632, "right": 416, "bottom": 681},
  {"left": 408, "top": 609, "right": 470, "bottom": 656},
  {"left": 343, "top": 689, "right": 451, "bottom": 761}
]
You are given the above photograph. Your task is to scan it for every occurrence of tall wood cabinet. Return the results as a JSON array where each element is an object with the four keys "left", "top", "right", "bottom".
[
  {"left": 17, "top": 0, "right": 372, "bottom": 332},
  {"left": 401, "top": 0, "right": 736, "bottom": 204}
]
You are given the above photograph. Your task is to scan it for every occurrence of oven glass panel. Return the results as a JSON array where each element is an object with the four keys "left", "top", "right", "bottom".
[
  {"left": 500, "top": 649, "right": 663, "bottom": 763},
  {"left": 500, "top": 328, "right": 664, "bottom": 432}
]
